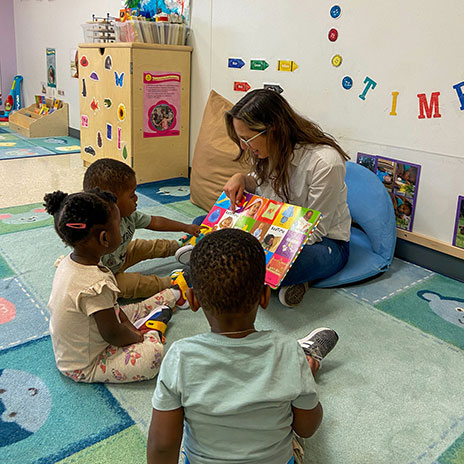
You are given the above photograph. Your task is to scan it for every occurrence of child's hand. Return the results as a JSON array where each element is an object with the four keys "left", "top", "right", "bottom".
[
  {"left": 122, "top": 320, "right": 144, "bottom": 343},
  {"left": 184, "top": 224, "right": 201, "bottom": 237}
]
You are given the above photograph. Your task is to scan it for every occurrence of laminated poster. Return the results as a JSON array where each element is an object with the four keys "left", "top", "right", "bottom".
[
  {"left": 187, "top": 191, "right": 321, "bottom": 289},
  {"left": 143, "top": 72, "right": 180, "bottom": 138},
  {"left": 46, "top": 48, "right": 56, "bottom": 88},
  {"left": 357, "top": 153, "right": 421, "bottom": 232}
]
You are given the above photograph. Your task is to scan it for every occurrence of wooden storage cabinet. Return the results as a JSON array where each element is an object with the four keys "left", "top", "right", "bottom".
[{"left": 78, "top": 42, "right": 192, "bottom": 183}]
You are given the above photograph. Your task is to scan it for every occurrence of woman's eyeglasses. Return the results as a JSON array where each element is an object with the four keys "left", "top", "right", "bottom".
[{"left": 239, "top": 129, "right": 266, "bottom": 148}]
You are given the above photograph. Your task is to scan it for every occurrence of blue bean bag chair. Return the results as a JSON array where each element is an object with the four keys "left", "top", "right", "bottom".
[{"left": 313, "top": 162, "right": 396, "bottom": 288}]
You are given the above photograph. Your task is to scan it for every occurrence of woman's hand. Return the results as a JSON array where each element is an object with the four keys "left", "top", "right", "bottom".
[{"left": 224, "top": 173, "right": 246, "bottom": 212}]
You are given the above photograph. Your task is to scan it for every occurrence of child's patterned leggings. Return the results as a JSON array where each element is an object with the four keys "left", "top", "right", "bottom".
[{"left": 72, "top": 288, "right": 176, "bottom": 383}]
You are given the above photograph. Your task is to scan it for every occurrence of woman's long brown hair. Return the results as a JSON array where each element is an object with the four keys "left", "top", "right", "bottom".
[{"left": 225, "top": 89, "right": 349, "bottom": 202}]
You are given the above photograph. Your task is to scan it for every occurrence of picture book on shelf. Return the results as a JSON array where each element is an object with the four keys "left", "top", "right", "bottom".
[
  {"left": 186, "top": 191, "right": 321, "bottom": 289},
  {"left": 356, "top": 152, "right": 421, "bottom": 232}
]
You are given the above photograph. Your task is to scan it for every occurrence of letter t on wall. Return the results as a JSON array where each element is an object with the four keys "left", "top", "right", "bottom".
[{"left": 359, "top": 77, "right": 377, "bottom": 101}]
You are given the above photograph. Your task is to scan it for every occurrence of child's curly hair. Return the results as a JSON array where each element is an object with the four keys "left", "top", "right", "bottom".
[
  {"left": 190, "top": 228, "right": 266, "bottom": 314},
  {"left": 43, "top": 189, "right": 117, "bottom": 247}
]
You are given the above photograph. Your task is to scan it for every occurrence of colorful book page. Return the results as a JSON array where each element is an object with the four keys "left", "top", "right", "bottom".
[{"left": 191, "top": 191, "right": 321, "bottom": 289}]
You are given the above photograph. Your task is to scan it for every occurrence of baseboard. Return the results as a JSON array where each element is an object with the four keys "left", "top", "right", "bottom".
[
  {"left": 69, "top": 127, "right": 80, "bottom": 139},
  {"left": 394, "top": 238, "right": 464, "bottom": 283}
]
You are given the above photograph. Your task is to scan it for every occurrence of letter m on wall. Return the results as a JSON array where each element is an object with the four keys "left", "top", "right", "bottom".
[{"left": 417, "top": 92, "right": 442, "bottom": 119}]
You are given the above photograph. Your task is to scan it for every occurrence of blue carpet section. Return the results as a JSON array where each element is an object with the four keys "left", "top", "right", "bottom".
[
  {"left": 0, "top": 254, "right": 14, "bottom": 279},
  {"left": 0, "top": 276, "right": 49, "bottom": 350},
  {"left": 375, "top": 273, "right": 464, "bottom": 351},
  {"left": 340, "top": 257, "right": 434, "bottom": 304},
  {"left": 0, "top": 125, "right": 80, "bottom": 160},
  {"left": 438, "top": 430, "right": 464, "bottom": 463},
  {"left": 0, "top": 145, "right": 55, "bottom": 160},
  {"left": 136, "top": 177, "right": 190, "bottom": 204},
  {"left": 0, "top": 338, "right": 134, "bottom": 464},
  {"left": 25, "top": 136, "right": 81, "bottom": 154}
]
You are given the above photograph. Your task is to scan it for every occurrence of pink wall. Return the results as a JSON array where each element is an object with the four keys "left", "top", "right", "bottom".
[{"left": 0, "top": 0, "right": 17, "bottom": 110}]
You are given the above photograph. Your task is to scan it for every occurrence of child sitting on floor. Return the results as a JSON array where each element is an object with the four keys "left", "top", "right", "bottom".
[
  {"left": 83, "top": 158, "right": 200, "bottom": 299},
  {"left": 44, "top": 189, "right": 183, "bottom": 383},
  {"left": 147, "top": 228, "right": 339, "bottom": 464}
]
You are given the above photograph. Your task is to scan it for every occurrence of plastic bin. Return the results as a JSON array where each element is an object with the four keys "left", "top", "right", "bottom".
[
  {"left": 114, "top": 20, "right": 190, "bottom": 45},
  {"left": 152, "top": 23, "right": 190, "bottom": 45},
  {"left": 81, "top": 22, "right": 115, "bottom": 43}
]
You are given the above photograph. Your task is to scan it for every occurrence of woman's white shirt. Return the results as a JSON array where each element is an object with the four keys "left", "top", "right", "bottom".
[{"left": 256, "top": 144, "right": 351, "bottom": 245}]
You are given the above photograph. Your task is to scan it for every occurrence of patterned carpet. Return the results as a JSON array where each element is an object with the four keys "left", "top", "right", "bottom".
[
  {"left": 0, "top": 177, "right": 463, "bottom": 464},
  {"left": 0, "top": 124, "right": 80, "bottom": 160}
]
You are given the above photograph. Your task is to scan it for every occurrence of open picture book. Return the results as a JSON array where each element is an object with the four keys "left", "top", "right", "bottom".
[{"left": 187, "top": 191, "right": 321, "bottom": 289}]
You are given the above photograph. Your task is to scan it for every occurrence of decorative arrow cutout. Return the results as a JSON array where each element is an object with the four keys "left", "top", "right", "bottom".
[
  {"left": 234, "top": 81, "right": 251, "bottom": 92},
  {"left": 228, "top": 58, "right": 245, "bottom": 69}
]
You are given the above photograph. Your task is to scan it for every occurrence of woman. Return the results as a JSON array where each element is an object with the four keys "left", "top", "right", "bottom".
[{"left": 223, "top": 89, "right": 351, "bottom": 307}]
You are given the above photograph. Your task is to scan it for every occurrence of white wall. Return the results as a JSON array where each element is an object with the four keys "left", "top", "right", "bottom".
[
  {"left": 13, "top": 0, "right": 120, "bottom": 129},
  {"left": 188, "top": 0, "right": 464, "bottom": 246},
  {"left": 12, "top": 0, "right": 464, "bottom": 247}
]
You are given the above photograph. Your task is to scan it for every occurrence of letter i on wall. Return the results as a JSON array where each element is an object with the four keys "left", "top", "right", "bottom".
[{"left": 390, "top": 92, "right": 399, "bottom": 116}]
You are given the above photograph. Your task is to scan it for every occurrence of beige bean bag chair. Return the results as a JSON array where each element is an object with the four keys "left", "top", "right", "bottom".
[{"left": 190, "top": 90, "right": 249, "bottom": 211}]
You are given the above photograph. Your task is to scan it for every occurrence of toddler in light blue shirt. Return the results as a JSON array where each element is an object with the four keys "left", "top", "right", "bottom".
[{"left": 147, "top": 228, "right": 339, "bottom": 464}]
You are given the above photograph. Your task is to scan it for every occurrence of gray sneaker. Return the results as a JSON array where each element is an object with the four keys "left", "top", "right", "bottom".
[
  {"left": 298, "top": 328, "right": 339, "bottom": 362},
  {"left": 175, "top": 244, "right": 194, "bottom": 265}
]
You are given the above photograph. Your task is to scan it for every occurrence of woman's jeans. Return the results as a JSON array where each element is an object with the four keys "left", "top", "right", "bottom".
[{"left": 192, "top": 215, "right": 349, "bottom": 287}]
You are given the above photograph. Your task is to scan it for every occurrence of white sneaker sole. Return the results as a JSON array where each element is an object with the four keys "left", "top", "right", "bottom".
[
  {"left": 175, "top": 245, "right": 193, "bottom": 265},
  {"left": 278, "top": 283, "right": 308, "bottom": 307}
]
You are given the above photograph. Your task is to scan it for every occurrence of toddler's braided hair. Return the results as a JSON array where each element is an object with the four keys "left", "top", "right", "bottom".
[
  {"left": 190, "top": 228, "right": 266, "bottom": 314},
  {"left": 43, "top": 189, "right": 117, "bottom": 247}
]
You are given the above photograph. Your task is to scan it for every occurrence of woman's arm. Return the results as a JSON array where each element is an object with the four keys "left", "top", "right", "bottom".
[
  {"left": 147, "top": 408, "right": 184, "bottom": 464},
  {"left": 94, "top": 307, "right": 143, "bottom": 346},
  {"left": 305, "top": 158, "right": 347, "bottom": 242},
  {"left": 224, "top": 173, "right": 257, "bottom": 212}
]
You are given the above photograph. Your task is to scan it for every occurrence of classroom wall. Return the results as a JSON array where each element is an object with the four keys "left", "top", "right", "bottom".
[
  {"left": 188, "top": 0, "right": 464, "bottom": 250},
  {"left": 0, "top": 0, "right": 17, "bottom": 111},
  {"left": 13, "top": 0, "right": 118, "bottom": 129},
  {"left": 11, "top": 0, "right": 464, "bottom": 251}
]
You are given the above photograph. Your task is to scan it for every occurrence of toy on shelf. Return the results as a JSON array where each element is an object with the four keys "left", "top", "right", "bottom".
[
  {"left": 8, "top": 97, "right": 69, "bottom": 138},
  {"left": 0, "top": 75, "right": 23, "bottom": 122}
]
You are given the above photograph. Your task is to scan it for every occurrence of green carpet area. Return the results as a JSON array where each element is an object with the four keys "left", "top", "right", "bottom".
[{"left": 0, "top": 178, "right": 463, "bottom": 463}]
